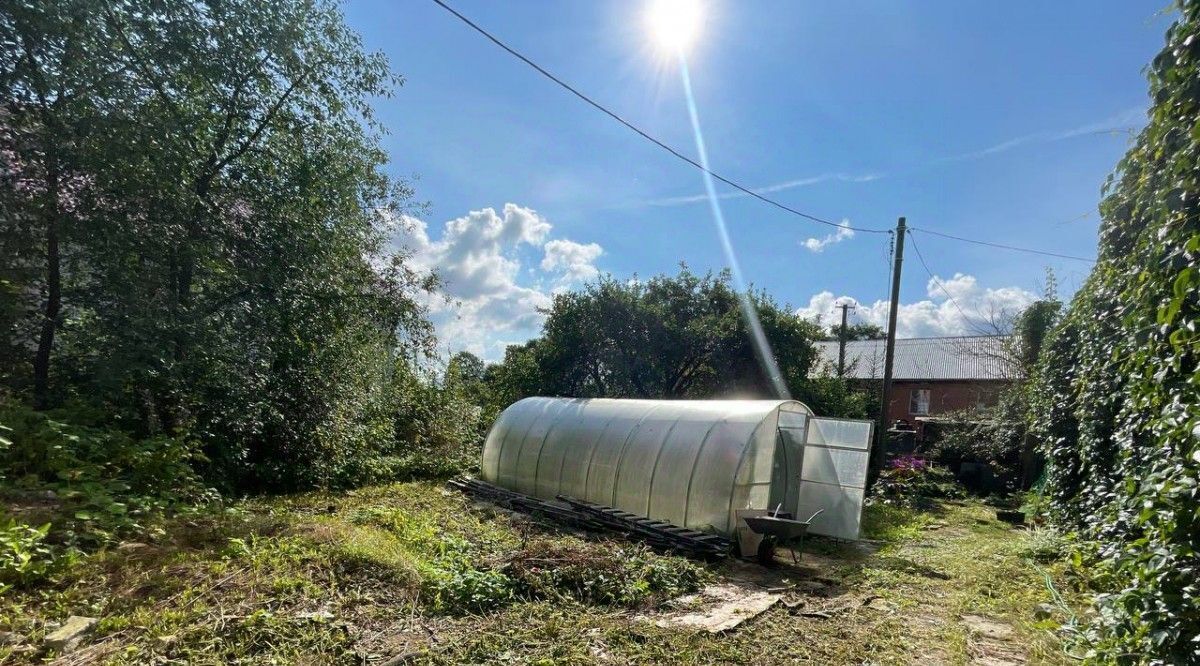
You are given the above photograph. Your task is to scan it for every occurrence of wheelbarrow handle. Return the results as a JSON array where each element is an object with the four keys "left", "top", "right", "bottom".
[{"left": 804, "top": 508, "right": 825, "bottom": 524}]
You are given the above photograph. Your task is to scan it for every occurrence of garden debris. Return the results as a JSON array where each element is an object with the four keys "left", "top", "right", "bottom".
[
  {"left": 502, "top": 538, "right": 707, "bottom": 607},
  {"left": 295, "top": 609, "right": 335, "bottom": 622},
  {"left": 790, "top": 579, "right": 839, "bottom": 597},
  {"left": 969, "top": 639, "right": 1027, "bottom": 666},
  {"left": 783, "top": 593, "right": 874, "bottom": 620},
  {"left": 44, "top": 616, "right": 97, "bottom": 654},
  {"left": 647, "top": 583, "right": 780, "bottom": 633}
]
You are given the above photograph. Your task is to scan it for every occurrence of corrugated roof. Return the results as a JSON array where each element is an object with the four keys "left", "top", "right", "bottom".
[{"left": 812, "top": 336, "right": 1018, "bottom": 380}]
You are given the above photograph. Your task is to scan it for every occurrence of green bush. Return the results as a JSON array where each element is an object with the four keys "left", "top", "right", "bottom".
[
  {"left": 423, "top": 555, "right": 516, "bottom": 613},
  {"left": 0, "top": 401, "right": 204, "bottom": 495},
  {"left": 927, "top": 404, "right": 1024, "bottom": 489},
  {"left": 871, "top": 455, "right": 963, "bottom": 508},
  {"left": 0, "top": 518, "right": 58, "bottom": 591},
  {"left": 0, "top": 401, "right": 215, "bottom": 547},
  {"left": 383, "top": 362, "right": 486, "bottom": 482},
  {"left": 1028, "top": 3, "right": 1200, "bottom": 661}
]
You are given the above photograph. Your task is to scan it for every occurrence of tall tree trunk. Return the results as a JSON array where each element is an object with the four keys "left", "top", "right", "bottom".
[{"left": 33, "top": 163, "right": 62, "bottom": 410}]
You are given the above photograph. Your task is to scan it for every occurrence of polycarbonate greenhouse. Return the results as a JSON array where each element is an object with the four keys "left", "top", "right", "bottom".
[{"left": 480, "top": 397, "right": 873, "bottom": 540}]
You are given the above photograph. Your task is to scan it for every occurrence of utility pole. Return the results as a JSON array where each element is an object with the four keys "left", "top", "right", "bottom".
[
  {"left": 872, "top": 217, "right": 906, "bottom": 482},
  {"left": 836, "top": 302, "right": 855, "bottom": 377}
]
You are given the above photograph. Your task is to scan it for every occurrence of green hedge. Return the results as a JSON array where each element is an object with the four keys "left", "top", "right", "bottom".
[{"left": 1029, "top": 3, "right": 1199, "bottom": 662}]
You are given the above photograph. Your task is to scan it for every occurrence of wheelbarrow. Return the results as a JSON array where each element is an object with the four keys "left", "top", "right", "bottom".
[{"left": 742, "top": 508, "right": 825, "bottom": 564}]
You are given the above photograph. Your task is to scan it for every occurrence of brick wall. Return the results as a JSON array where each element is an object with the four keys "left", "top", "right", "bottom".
[{"left": 884, "top": 380, "right": 1009, "bottom": 431}]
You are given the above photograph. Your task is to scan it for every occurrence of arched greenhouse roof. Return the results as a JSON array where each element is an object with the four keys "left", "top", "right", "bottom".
[{"left": 481, "top": 397, "right": 814, "bottom": 535}]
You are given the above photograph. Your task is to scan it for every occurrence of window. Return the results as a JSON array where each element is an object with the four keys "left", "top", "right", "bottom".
[{"left": 909, "top": 389, "right": 930, "bottom": 416}]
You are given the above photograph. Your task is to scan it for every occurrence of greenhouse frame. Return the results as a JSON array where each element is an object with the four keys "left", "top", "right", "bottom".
[{"left": 480, "top": 397, "right": 873, "bottom": 541}]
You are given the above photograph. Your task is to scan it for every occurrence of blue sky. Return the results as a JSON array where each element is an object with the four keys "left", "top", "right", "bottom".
[{"left": 343, "top": 0, "right": 1172, "bottom": 359}]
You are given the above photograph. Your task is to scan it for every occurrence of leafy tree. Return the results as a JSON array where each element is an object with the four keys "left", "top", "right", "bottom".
[
  {"left": 925, "top": 295, "right": 1060, "bottom": 489},
  {"left": 447, "top": 351, "right": 487, "bottom": 390},
  {"left": 823, "top": 321, "right": 885, "bottom": 341},
  {"left": 1, "top": 0, "right": 442, "bottom": 491},
  {"left": 1, "top": 1, "right": 126, "bottom": 407},
  {"left": 482, "top": 267, "right": 870, "bottom": 416}
]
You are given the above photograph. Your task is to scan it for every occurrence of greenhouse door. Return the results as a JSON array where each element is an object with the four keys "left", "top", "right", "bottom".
[
  {"left": 795, "top": 417, "right": 873, "bottom": 540},
  {"left": 770, "top": 410, "right": 809, "bottom": 517}
]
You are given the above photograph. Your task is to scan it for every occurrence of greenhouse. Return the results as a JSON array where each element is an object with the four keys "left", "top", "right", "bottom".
[{"left": 480, "top": 397, "right": 873, "bottom": 541}]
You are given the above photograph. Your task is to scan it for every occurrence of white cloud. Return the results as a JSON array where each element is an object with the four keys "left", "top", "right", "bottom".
[
  {"left": 795, "top": 273, "right": 1037, "bottom": 338},
  {"left": 936, "top": 107, "right": 1144, "bottom": 164},
  {"left": 541, "top": 239, "right": 603, "bottom": 283},
  {"left": 645, "top": 172, "right": 881, "bottom": 207},
  {"left": 393, "top": 203, "right": 602, "bottom": 360},
  {"left": 637, "top": 107, "right": 1143, "bottom": 210},
  {"left": 802, "top": 219, "right": 855, "bottom": 253}
]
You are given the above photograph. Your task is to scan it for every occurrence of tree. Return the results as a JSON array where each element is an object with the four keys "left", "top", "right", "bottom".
[
  {"left": 824, "top": 322, "right": 885, "bottom": 341},
  {"left": 482, "top": 267, "right": 868, "bottom": 416},
  {"left": 447, "top": 351, "right": 486, "bottom": 388},
  {"left": 1, "top": 1, "right": 126, "bottom": 407},
  {"left": 1, "top": 0, "right": 439, "bottom": 490}
]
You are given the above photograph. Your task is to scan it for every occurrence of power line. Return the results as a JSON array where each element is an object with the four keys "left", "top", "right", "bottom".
[
  {"left": 429, "top": 0, "right": 1112, "bottom": 263},
  {"left": 908, "top": 226, "right": 1095, "bottom": 263},
  {"left": 906, "top": 229, "right": 973, "bottom": 325},
  {"left": 427, "top": 0, "right": 888, "bottom": 234}
]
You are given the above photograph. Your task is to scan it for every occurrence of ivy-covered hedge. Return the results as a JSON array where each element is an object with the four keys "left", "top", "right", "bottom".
[{"left": 1029, "top": 3, "right": 1199, "bottom": 662}]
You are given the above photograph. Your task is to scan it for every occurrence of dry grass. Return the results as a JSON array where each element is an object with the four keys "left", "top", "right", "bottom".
[{"left": 0, "top": 483, "right": 1087, "bottom": 664}]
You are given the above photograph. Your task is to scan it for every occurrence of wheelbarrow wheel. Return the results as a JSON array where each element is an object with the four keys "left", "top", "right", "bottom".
[{"left": 756, "top": 535, "right": 777, "bottom": 565}]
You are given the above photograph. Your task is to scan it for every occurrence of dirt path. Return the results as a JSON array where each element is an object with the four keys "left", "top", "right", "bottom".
[{"left": 594, "top": 501, "right": 1062, "bottom": 665}]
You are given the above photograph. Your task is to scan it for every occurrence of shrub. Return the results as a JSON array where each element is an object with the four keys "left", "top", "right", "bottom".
[
  {"left": 0, "top": 518, "right": 58, "bottom": 590},
  {"left": 927, "top": 403, "right": 1024, "bottom": 491},
  {"left": 1027, "top": 4, "right": 1200, "bottom": 660},
  {"left": 872, "top": 455, "right": 963, "bottom": 507},
  {"left": 423, "top": 555, "right": 516, "bottom": 613},
  {"left": 355, "top": 362, "right": 486, "bottom": 485},
  {"left": 0, "top": 400, "right": 205, "bottom": 496},
  {"left": 0, "top": 400, "right": 215, "bottom": 547}
]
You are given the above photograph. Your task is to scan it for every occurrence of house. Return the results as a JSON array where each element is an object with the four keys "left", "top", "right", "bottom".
[{"left": 813, "top": 335, "right": 1017, "bottom": 437}]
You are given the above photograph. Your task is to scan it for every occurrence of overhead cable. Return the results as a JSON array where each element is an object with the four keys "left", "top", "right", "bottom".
[{"left": 427, "top": 0, "right": 886, "bottom": 234}]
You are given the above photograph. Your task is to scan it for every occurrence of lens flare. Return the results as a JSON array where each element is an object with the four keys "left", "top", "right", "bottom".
[
  {"left": 646, "top": 0, "right": 704, "bottom": 53},
  {"left": 676, "top": 56, "right": 791, "bottom": 399}
]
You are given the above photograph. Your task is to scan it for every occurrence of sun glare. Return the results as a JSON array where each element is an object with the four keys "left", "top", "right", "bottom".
[{"left": 645, "top": 0, "right": 704, "bottom": 53}]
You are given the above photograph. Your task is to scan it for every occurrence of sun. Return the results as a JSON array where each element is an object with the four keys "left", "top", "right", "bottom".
[{"left": 645, "top": 0, "right": 704, "bottom": 54}]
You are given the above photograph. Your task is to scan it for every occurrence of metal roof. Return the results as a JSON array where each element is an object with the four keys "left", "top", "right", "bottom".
[{"left": 813, "top": 336, "right": 1017, "bottom": 381}]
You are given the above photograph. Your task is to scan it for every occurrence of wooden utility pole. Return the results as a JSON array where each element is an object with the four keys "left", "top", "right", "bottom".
[
  {"left": 872, "top": 217, "right": 906, "bottom": 480},
  {"left": 836, "top": 302, "right": 855, "bottom": 377}
]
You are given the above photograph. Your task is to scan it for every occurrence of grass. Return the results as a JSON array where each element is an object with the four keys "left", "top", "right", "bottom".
[{"left": 0, "top": 483, "right": 1088, "bottom": 664}]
